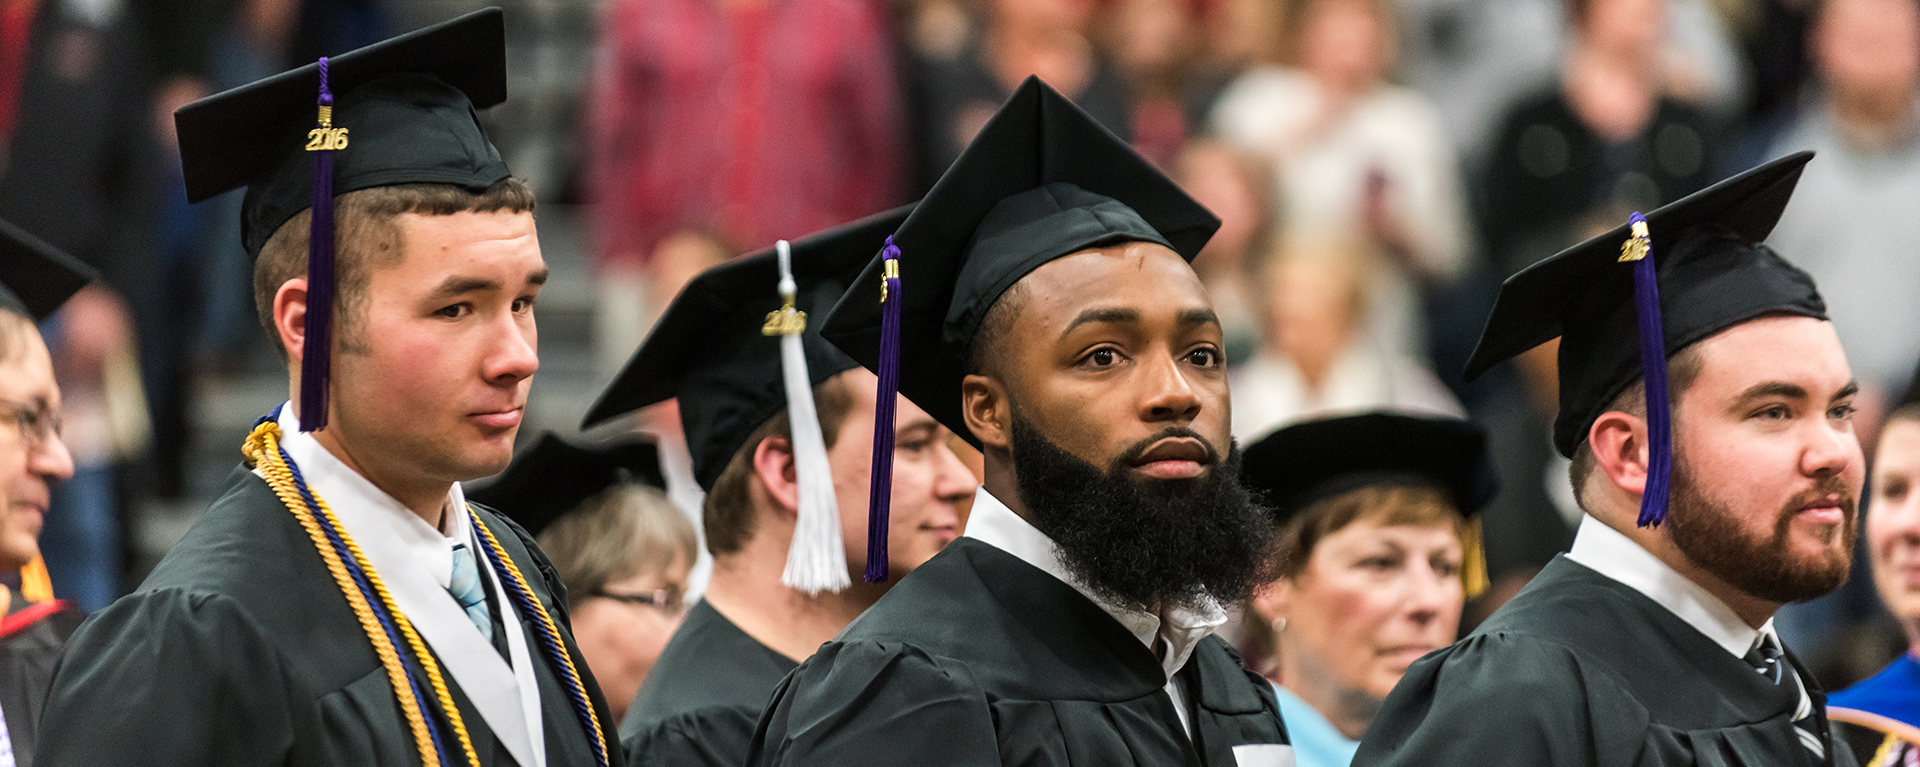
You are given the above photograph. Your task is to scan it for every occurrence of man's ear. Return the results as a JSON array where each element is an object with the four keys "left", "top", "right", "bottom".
[
  {"left": 1590, "top": 410, "right": 1651, "bottom": 496},
  {"left": 752, "top": 435, "right": 801, "bottom": 517},
  {"left": 273, "top": 278, "right": 309, "bottom": 363},
  {"left": 962, "top": 373, "right": 1012, "bottom": 451}
]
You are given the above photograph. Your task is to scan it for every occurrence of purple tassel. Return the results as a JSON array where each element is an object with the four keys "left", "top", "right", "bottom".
[
  {"left": 301, "top": 56, "right": 336, "bottom": 432},
  {"left": 865, "top": 237, "right": 903, "bottom": 583},
  {"left": 1626, "top": 212, "right": 1672, "bottom": 528}
]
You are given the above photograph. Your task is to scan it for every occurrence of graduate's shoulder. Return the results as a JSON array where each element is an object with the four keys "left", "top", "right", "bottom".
[
  {"left": 628, "top": 603, "right": 796, "bottom": 727},
  {"left": 136, "top": 464, "right": 327, "bottom": 597},
  {"left": 622, "top": 701, "right": 762, "bottom": 767}
]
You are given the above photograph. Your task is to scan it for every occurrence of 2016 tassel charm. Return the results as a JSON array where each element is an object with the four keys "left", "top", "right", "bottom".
[
  {"left": 1618, "top": 212, "right": 1672, "bottom": 528},
  {"left": 301, "top": 56, "right": 344, "bottom": 432},
  {"left": 865, "top": 237, "right": 903, "bottom": 583}
]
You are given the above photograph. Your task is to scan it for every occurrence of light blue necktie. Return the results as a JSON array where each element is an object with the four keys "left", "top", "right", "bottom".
[{"left": 449, "top": 543, "right": 493, "bottom": 642}]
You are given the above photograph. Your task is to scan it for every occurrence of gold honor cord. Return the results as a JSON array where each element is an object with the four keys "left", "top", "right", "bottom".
[
  {"left": 471, "top": 517, "right": 612, "bottom": 763},
  {"left": 243, "top": 420, "right": 482, "bottom": 767}
]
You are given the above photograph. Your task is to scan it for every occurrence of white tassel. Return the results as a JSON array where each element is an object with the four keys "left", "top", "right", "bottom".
[{"left": 770, "top": 240, "right": 852, "bottom": 594}]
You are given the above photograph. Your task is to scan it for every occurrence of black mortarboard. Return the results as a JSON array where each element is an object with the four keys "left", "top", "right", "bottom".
[
  {"left": 174, "top": 8, "right": 510, "bottom": 432},
  {"left": 1240, "top": 412, "right": 1497, "bottom": 597},
  {"left": 1240, "top": 413, "right": 1497, "bottom": 524},
  {"left": 818, "top": 76, "right": 1220, "bottom": 448},
  {"left": 1464, "top": 151, "right": 1825, "bottom": 526},
  {"left": 0, "top": 219, "right": 96, "bottom": 322},
  {"left": 581, "top": 204, "right": 915, "bottom": 491},
  {"left": 466, "top": 432, "right": 665, "bottom": 537}
]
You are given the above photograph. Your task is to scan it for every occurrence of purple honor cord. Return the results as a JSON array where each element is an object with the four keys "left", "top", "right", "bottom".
[
  {"left": 301, "top": 55, "right": 336, "bottom": 432},
  {"left": 1629, "top": 212, "right": 1673, "bottom": 528},
  {"left": 865, "top": 237, "right": 903, "bottom": 583}
]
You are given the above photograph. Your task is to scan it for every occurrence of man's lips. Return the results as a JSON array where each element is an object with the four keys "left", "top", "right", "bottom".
[
  {"left": 1130, "top": 437, "right": 1212, "bottom": 480},
  {"left": 469, "top": 407, "right": 523, "bottom": 429},
  {"left": 1795, "top": 494, "right": 1847, "bottom": 525}
]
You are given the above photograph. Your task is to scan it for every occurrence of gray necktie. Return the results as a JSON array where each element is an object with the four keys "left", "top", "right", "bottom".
[{"left": 1746, "top": 634, "right": 1826, "bottom": 760}]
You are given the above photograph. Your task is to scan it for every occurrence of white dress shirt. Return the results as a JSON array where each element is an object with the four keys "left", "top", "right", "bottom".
[
  {"left": 269, "top": 404, "right": 548, "bottom": 767},
  {"left": 963, "top": 488, "right": 1227, "bottom": 736}
]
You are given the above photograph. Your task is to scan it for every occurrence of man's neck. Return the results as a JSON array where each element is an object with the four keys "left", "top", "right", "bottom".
[
  {"left": 308, "top": 420, "right": 451, "bottom": 530},
  {"left": 702, "top": 536, "right": 884, "bottom": 663}
]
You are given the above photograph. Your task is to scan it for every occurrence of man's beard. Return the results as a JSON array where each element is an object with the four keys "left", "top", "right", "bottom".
[
  {"left": 1665, "top": 452, "right": 1856, "bottom": 605},
  {"left": 1009, "top": 413, "right": 1278, "bottom": 614}
]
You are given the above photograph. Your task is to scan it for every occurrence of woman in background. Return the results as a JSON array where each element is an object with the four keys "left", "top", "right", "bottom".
[
  {"left": 1829, "top": 403, "right": 1920, "bottom": 763},
  {"left": 1238, "top": 412, "right": 1495, "bottom": 766},
  {"left": 468, "top": 432, "right": 699, "bottom": 723}
]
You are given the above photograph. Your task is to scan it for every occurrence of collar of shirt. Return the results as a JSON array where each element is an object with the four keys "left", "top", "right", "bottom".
[
  {"left": 962, "top": 486, "right": 1227, "bottom": 681},
  {"left": 1566, "top": 513, "right": 1776, "bottom": 658},
  {"left": 268, "top": 404, "right": 549, "bottom": 767}
]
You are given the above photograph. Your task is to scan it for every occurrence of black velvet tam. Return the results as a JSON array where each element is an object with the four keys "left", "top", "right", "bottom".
[
  {"left": 0, "top": 218, "right": 95, "bottom": 321},
  {"left": 1239, "top": 412, "right": 1497, "bottom": 526},
  {"left": 465, "top": 432, "right": 665, "bottom": 538}
]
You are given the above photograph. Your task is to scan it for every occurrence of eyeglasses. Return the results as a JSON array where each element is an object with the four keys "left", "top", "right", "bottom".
[
  {"left": 590, "top": 588, "right": 684, "bottom": 616},
  {"left": 0, "top": 399, "right": 61, "bottom": 448}
]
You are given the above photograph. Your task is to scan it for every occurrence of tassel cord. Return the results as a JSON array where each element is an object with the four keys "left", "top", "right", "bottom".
[{"left": 865, "top": 238, "right": 903, "bottom": 583}]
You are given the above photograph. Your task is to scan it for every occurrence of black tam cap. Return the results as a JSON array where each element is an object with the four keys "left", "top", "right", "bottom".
[
  {"left": 1240, "top": 412, "right": 1497, "bottom": 525},
  {"left": 581, "top": 205, "right": 914, "bottom": 491},
  {"left": 175, "top": 7, "right": 509, "bottom": 257},
  {"left": 0, "top": 219, "right": 96, "bottom": 321},
  {"left": 466, "top": 432, "right": 665, "bottom": 538},
  {"left": 1464, "top": 151, "right": 1826, "bottom": 459},
  {"left": 818, "top": 76, "right": 1220, "bottom": 447}
]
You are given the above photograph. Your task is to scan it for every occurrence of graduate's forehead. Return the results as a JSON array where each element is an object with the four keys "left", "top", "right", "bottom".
[{"left": 1004, "top": 241, "right": 1212, "bottom": 336}]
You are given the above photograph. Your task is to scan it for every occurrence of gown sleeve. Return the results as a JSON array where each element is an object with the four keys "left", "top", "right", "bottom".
[
  {"left": 748, "top": 640, "right": 1002, "bottom": 767},
  {"left": 624, "top": 705, "right": 763, "bottom": 767},
  {"left": 1353, "top": 632, "right": 1633, "bottom": 767},
  {"left": 35, "top": 589, "right": 299, "bottom": 766}
]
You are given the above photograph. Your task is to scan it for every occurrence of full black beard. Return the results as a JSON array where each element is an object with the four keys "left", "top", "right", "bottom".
[
  {"left": 1666, "top": 451, "right": 1856, "bottom": 604},
  {"left": 1009, "top": 414, "right": 1278, "bottom": 613}
]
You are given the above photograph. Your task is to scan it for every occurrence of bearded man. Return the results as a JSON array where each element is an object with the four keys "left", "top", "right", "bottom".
[
  {"left": 1353, "top": 152, "right": 1861, "bottom": 767},
  {"left": 745, "top": 77, "right": 1292, "bottom": 766}
]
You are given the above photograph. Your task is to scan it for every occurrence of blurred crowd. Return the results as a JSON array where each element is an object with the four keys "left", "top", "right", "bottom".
[{"left": 8, "top": 0, "right": 1920, "bottom": 692}]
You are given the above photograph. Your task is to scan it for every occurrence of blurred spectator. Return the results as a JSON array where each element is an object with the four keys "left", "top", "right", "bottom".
[
  {"left": 1102, "top": 0, "right": 1207, "bottom": 167},
  {"left": 1827, "top": 404, "right": 1920, "bottom": 762},
  {"left": 904, "top": 0, "right": 1132, "bottom": 194},
  {"left": 537, "top": 483, "right": 698, "bottom": 724},
  {"left": 0, "top": 0, "right": 162, "bottom": 609},
  {"left": 1479, "top": 0, "right": 1720, "bottom": 276},
  {"left": 1210, "top": 0, "right": 1473, "bottom": 357},
  {"left": 1173, "top": 138, "right": 1273, "bottom": 365},
  {"left": 1231, "top": 241, "right": 1462, "bottom": 443},
  {"left": 1766, "top": 0, "right": 1920, "bottom": 420},
  {"left": 585, "top": 0, "right": 904, "bottom": 370}
]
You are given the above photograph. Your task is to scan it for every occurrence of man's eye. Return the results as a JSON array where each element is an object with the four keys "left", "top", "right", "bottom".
[
  {"left": 1187, "top": 348, "right": 1220, "bottom": 367},
  {"left": 1830, "top": 404, "right": 1858, "bottom": 420},
  {"left": 1755, "top": 405, "right": 1790, "bottom": 420},
  {"left": 512, "top": 296, "right": 535, "bottom": 313},
  {"left": 437, "top": 304, "right": 470, "bottom": 319},
  {"left": 1089, "top": 348, "right": 1118, "bottom": 367}
]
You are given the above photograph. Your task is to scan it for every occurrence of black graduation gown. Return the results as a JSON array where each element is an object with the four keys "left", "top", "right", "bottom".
[
  {"left": 0, "top": 595, "right": 81, "bottom": 767},
  {"left": 620, "top": 600, "right": 797, "bottom": 766},
  {"left": 747, "top": 538, "right": 1290, "bottom": 766},
  {"left": 35, "top": 466, "right": 623, "bottom": 767},
  {"left": 1353, "top": 555, "right": 1858, "bottom": 767}
]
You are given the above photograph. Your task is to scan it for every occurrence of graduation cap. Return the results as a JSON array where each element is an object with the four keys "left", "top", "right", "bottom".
[
  {"left": 582, "top": 204, "right": 916, "bottom": 594},
  {"left": 0, "top": 219, "right": 96, "bottom": 322},
  {"left": 466, "top": 432, "right": 665, "bottom": 538},
  {"left": 1240, "top": 412, "right": 1497, "bottom": 596},
  {"left": 174, "top": 8, "right": 510, "bottom": 433},
  {"left": 1463, "top": 151, "right": 1825, "bottom": 528},
  {"left": 818, "top": 76, "right": 1217, "bottom": 582}
]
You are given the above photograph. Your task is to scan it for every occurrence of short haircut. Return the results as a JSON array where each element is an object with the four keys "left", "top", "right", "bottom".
[
  {"left": 964, "top": 281, "right": 1029, "bottom": 379},
  {"left": 536, "top": 483, "right": 700, "bottom": 610},
  {"left": 1568, "top": 344, "right": 1707, "bottom": 509},
  {"left": 701, "top": 374, "right": 857, "bottom": 556},
  {"left": 253, "top": 178, "right": 537, "bottom": 356},
  {"left": 1273, "top": 483, "right": 1469, "bottom": 580}
]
